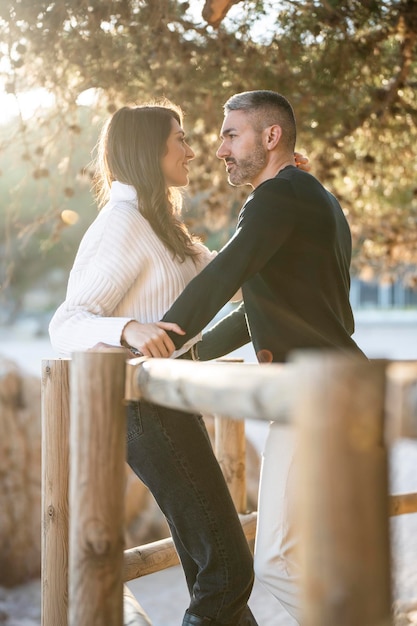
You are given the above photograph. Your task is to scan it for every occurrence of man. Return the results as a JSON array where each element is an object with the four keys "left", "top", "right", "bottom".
[
  {"left": 162, "top": 90, "right": 364, "bottom": 362},
  {"left": 154, "top": 90, "right": 366, "bottom": 622}
]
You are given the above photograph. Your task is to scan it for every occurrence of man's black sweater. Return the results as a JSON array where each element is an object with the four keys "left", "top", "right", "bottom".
[{"left": 163, "top": 165, "right": 365, "bottom": 363}]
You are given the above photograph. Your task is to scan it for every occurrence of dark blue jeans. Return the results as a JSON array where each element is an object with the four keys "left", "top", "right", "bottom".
[{"left": 126, "top": 400, "right": 258, "bottom": 625}]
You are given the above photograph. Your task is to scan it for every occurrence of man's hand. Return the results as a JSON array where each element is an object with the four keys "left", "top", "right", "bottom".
[{"left": 122, "top": 320, "right": 185, "bottom": 358}]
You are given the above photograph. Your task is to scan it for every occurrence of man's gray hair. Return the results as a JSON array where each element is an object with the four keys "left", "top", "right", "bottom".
[{"left": 224, "top": 90, "right": 296, "bottom": 151}]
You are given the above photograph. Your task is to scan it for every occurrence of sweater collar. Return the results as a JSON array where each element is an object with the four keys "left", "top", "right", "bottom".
[{"left": 110, "top": 181, "right": 137, "bottom": 203}]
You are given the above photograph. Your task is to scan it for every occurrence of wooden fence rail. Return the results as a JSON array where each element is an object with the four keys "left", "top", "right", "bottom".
[{"left": 41, "top": 351, "right": 417, "bottom": 626}]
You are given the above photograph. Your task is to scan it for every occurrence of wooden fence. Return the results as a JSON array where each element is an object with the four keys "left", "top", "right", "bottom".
[{"left": 41, "top": 351, "right": 417, "bottom": 626}]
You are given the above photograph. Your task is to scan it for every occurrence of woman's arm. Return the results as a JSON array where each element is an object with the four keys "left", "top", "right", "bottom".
[{"left": 49, "top": 203, "right": 181, "bottom": 355}]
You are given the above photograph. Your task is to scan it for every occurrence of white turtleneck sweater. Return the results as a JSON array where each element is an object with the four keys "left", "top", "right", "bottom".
[{"left": 49, "top": 181, "right": 216, "bottom": 357}]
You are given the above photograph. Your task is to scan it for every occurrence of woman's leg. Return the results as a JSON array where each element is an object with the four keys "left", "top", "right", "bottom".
[
  {"left": 254, "top": 422, "right": 300, "bottom": 623},
  {"left": 126, "top": 401, "right": 258, "bottom": 625}
]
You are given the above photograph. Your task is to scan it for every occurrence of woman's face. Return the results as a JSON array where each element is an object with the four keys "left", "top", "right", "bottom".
[{"left": 161, "top": 117, "right": 195, "bottom": 187}]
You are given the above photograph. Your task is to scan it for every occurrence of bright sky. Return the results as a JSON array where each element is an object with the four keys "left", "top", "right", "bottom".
[
  {"left": 0, "top": 47, "right": 58, "bottom": 124},
  {"left": 0, "top": 86, "right": 100, "bottom": 126},
  {"left": 0, "top": 88, "right": 55, "bottom": 124}
]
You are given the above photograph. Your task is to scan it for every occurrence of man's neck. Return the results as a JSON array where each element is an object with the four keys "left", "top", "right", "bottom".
[{"left": 252, "top": 156, "right": 295, "bottom": 189}]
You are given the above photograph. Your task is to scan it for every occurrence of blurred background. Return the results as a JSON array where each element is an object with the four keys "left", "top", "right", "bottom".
[
  {"left": 0, "top": 1, "right": 417, "bottom": 624},
  {"left": 1, "top": 0, "right": 417, "bottom": 344}
]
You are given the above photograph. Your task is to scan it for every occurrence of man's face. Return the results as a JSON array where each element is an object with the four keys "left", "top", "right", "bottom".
[{"left": 216, "top": 110, "right": 267, "bottom": 188}]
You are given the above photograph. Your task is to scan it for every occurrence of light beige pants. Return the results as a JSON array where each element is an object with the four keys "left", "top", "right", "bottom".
[{"left": 254, "top": 422, "right": 300, "bottom": 624}]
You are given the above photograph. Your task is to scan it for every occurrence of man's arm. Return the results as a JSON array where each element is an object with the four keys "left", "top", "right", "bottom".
[
  {"left": 161, "top": 244, "right": 244, "bottom": 349},
  {"left": 161, "top": 178, "right": 296, "bottom": 349},
  {"left": 196, "top": 302, "right": 250, "bottom": 361}
]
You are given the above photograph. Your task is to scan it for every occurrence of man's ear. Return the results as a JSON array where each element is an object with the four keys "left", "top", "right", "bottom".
[{"left": 265, "top": 124, "right": 282, "bottom": 150}]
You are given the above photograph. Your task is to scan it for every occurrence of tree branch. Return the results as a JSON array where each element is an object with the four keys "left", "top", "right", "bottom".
[{"left": 202, "top": 0, "right": 242, "bottom": 27}]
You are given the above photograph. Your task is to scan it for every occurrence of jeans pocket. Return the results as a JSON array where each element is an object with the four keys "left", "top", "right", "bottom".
[{"left": 126, "top": 401, "right": 143, "bottom": 442}]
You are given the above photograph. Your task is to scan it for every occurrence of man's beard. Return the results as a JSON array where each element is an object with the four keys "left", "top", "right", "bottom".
[{"left": 227, "top": 142, "right": 267, "bottom": 186}]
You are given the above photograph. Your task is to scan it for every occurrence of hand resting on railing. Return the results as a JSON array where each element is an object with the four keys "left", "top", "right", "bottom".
[
  {"left": 121, "top": 320, "right": 185, "bottom": 358},
  {"left": 88, "top": 319, "right": 185, "bottom": 359}
]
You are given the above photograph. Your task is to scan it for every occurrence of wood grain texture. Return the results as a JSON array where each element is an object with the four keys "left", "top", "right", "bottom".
[
  {"left": 126, "top": 357, "right": 417, "bottom": 439},
  {"left": 214, "top": 416, "right": 247, "bottom": 513},
  {"left": 123, "top": 512, "right": 257, "bottom": 582},
  {"left": 125, "top": 358, "right": 294, "bottom": 423},
  {"left": 294, "top": 354, "right": 392, "bottom": 626},
  {"left": 69, "top": 351, "right": 127, "bottom": 626},
  {"left": 41, "top": 358, "right": 70, "bottom": 626}
]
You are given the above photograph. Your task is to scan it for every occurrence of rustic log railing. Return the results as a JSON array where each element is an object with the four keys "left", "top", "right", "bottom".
[{"left": 41, "top": 352, "right": 417, "bottom": 626}]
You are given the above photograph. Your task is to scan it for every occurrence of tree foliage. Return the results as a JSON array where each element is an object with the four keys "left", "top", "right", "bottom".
[{"left": 1, "top": 0, "right": 417, "bottom": 308}]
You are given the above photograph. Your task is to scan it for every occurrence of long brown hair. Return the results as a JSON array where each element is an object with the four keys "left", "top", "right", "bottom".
[{"left": 93, "top": 102, "right": 199, "bottom": 261}]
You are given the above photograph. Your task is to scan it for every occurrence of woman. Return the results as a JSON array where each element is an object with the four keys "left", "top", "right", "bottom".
[{"left": 49, "top": 102, "right": 258, "bottom": 626}]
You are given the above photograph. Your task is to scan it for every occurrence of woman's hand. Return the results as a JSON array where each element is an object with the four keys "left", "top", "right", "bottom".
[
  {"left": 294, "top": 151, "right": 311, "bottom": 172},
  {"left": 122, "top": 320, "right": 185, "bottom": 358}
]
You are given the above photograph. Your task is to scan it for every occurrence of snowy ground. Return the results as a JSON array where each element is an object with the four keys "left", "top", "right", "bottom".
[{"left": 1, "top": 309, "right": 417, "bottom": 624}]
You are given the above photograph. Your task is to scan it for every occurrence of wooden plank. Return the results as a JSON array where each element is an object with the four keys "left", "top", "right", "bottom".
[
  {"left": 386, "top": 361, "right": 417, "bottom": 440},
  {"left": 389, "top": 492, "right": 417, "bottom": 516},
  {"left": 69, "top": 351, "right": 127, "bottom": 626},
  {"left": 125, "top": 358, "right": 417, "bottom": 440},
  {"left": 125, "top": 358, "right": 294, "bottom": 423},
  {"left": 123, "top": 512, "right": 257, "bottom": 582},
  {"left": 121, "top": 487, "right": 417, "bottom": 584},
  {"left": 41, "top": 359, "right": 70, "bottom": 626},
  {"left": 295, "top": 354, "right": 392, "bottom": 626},
  {"left": 215, "top": 417, "right": 247, "bottom": 513}
]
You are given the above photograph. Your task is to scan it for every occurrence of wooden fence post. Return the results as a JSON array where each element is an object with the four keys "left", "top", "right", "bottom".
[
  {"left": 41, "top": 358, "right": 70, "bottom": 626},
  {"left": 213, "top": 357, "right": 247, "bottom": 514},
  {"left": 295, "top": 353, "right": 392, "bottom": 626},
  {"left": 214, "top": 417, "right": 247, "bottom": 514},
  {"left": 68, "top": 351, "right": 127, "bottom": 626}
]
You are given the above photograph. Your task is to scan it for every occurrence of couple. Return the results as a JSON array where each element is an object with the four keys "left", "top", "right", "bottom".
[{"left": 49, "top": 90, "right": 365, "bottom": 625}]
